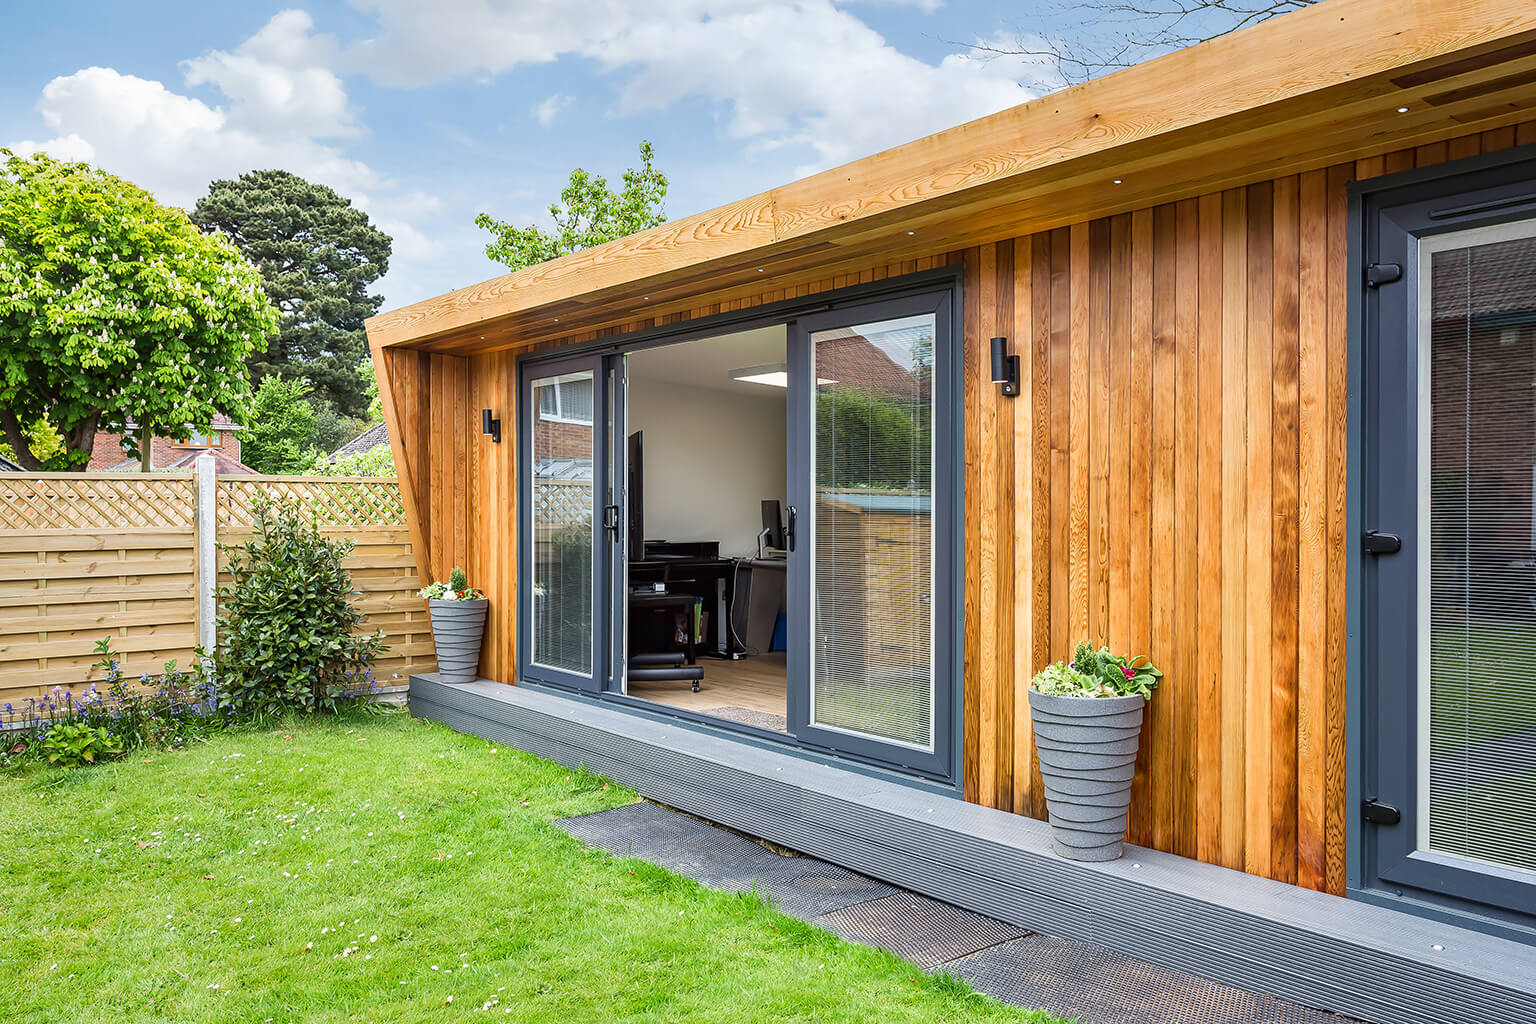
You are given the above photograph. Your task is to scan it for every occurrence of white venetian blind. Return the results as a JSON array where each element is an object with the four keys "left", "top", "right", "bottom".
[
  {"left": 810, "top": 314, "right": 935, "bottom": 749},
  {"left": 1424, "top": 224, "right": 1536, "bottom": 875}
]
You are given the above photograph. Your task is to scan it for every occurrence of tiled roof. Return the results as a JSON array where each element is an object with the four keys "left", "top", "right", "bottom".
[
  {"left": 331, "top": 420, "right": 389, "bottom": 460},
  {"left": 104, "top": 451, "right": 258, "bottom": 475},
  {"left": 0, "top": 453, "right": 21, "bottom": 472}
]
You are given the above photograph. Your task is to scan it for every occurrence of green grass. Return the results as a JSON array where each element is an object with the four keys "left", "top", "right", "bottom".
[{"left": 0, "top": 711, "right": 1059, "bottom": 1024}]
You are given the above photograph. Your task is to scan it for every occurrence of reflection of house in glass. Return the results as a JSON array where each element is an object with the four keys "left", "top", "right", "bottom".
[
  {"left": 1429, "top": 236, "right": 1536, "bottom": 621},
  {"left": 530, "top": 374, "right": 596, "bottom": 675}
]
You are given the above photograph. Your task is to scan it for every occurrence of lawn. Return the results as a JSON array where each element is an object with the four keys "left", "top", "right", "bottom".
[{"left": 0, "top": 710, "right": 1057, "bottom": 1024}]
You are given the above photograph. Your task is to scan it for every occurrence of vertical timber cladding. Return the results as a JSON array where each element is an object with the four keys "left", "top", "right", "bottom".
[
  {"left": 378, "top": 120, "right": 1536, "bottom": 897},
  {"left": 969, "top": 120, "right": 1536, "bottom": 896}
]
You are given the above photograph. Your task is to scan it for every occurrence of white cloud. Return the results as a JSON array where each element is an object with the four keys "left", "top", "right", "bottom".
[
  {"left": 532, "top": 93, "right": 574, "bottom": 126},
  {"left": 5, "top": 13, "right": 462, "bottom": 306},
  {"left": 346, "top": 0, "right": 1056, "bottom": 170},
  {"left": 182, "top": 9, "right": 358, "bottom": 139}
]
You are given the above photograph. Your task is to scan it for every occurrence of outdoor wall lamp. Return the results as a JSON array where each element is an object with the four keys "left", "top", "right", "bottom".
[
  {"left": 990, "top": 336, "right": 1019, "bottom": 397},
  {"left": 481, "top": 408, "right": 501, "bottom": 444}
]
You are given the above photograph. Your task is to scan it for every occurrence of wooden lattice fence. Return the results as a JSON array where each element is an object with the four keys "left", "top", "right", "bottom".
[
  {"left": 0, "top": 470, "right": 435, "bottom": 707},
  {"left": 534, "top": 479, "right": 592, "bottom": 529}
]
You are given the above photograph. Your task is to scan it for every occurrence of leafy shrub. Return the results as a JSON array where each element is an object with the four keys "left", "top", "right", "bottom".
[
  {"left": 214, "top": 494, "right": 384, "bottom": 717},
  {"left": 1031, "top": 640, "right": 1162, "bottom": 700},
  {"left": 41, "top": 722, "right": 123, "bottom": 767}
]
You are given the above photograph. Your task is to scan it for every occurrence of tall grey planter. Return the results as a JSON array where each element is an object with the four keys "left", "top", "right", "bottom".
[
  {"left": 428, "top": 598, "right": 488, "bottom": 683},
  {"left": 1027, "top": 689, "right": 1146, "bottom": 862}
]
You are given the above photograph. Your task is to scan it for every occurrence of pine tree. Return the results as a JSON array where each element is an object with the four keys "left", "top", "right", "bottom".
[{"left": 193, "top": 170, "right": 391, "bottom": 419}]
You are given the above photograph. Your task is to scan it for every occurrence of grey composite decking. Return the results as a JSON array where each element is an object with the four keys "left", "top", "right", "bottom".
[{"left": 409, "top": 673, "right": 1536, "bottom": 1024}]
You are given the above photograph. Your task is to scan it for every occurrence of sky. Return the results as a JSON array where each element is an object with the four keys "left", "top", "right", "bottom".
[{"left": 2, "top": 1, "right": 1076, "bottom": 312}]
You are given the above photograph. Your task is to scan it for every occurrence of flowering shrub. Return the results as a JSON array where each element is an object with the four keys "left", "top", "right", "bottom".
[
  {"left": 1, "top": 638, "right": 228, "bottom": 766},
  {"left": 2, "top": 632, "right": 383, "bottom": 770},
  {"left": 1031, "top": 640, "right": 1162, "bottom": 700},
  {"left": 419, "top": 565, "right": 483, "bottom": 601}
]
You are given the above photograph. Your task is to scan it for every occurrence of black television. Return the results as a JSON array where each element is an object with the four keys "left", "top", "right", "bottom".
[{"left": 627, "top": 430, "right": 645, "bottom": 562}]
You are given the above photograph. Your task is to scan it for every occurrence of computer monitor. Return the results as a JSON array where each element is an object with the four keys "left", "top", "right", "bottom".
[
  {"left": 627, "top": 431, "right": 645, "bottom": 563},
  {"left": 761, "top": 499, "right": 784, "bottom": 551}
]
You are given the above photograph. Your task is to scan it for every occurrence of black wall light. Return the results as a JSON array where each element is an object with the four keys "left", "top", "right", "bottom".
[
  {"left": 481, "top": 408, "right": 501, "bottom": 443},
  {"left": 990, "top": 336, "right": 1019, "bottom": 397}
]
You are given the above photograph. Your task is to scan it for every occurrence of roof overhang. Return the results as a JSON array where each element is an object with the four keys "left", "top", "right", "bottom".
[{"left": 366, "top": 0, "right": 1536, "bottom": 357}]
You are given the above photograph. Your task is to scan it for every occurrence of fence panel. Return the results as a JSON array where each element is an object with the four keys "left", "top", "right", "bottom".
[{"left": 0, "top": 470, "right": 434, "bottom": 707}]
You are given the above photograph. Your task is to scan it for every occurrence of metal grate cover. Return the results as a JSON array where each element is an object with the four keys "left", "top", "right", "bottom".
[
  {"left": 951, "top": 933, "right": 1354, "bottom": 1024},
  {"left": 818, "top": 891, "right": 1026, "bottom": 969}
]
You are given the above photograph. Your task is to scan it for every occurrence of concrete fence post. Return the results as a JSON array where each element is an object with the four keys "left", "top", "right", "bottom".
[{"left": 194, "top": 452, "right": 218, "bottom": 662}]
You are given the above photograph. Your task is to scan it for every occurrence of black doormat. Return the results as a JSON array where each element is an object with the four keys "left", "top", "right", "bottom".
[{"left": 556, "top": 802, "right": 1357, "bottom": 1024}]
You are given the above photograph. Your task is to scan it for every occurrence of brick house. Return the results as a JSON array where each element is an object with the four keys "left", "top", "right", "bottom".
[{"left": 87, "top": 413, "right": 255, "bottom": 473}]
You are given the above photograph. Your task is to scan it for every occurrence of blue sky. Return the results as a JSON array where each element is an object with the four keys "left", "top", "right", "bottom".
[{"left": 3, "top": 1, "right": 1074, "bottom": 310}]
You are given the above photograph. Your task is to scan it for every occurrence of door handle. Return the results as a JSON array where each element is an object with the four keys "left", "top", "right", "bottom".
[
  {"left": 1362, "top": 530, "right": 1401, "bottom": 555},
  {"left": 785, "top": 505, "right": 797, "bottom": 552},
  {"left": 603, "top": 504, "right": 620, "bottom": 534}
]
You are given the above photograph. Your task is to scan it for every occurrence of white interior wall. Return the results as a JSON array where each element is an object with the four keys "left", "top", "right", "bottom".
[{"left": 625, "top": 375, "right": 786, "bottom": 558}]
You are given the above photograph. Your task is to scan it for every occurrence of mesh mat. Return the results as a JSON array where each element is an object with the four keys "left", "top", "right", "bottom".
[
  {"left": 558, "top": 803, "right": 1354, "bottom": 1024},
  {"left": 558, "top": 801, "right": 895, "bottom": 914},
  {"left": 950, "top": 933, "right": 1353, "bottom": 1024},
  {"left": 558, "top": 801, "right": 784, "bottom": 888},
  {"left": 817, "top": 891, "right": 1026, "bottom": 969}
]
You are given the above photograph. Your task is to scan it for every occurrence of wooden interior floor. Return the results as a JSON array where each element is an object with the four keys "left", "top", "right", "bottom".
[{"left": 628, "top": 653, "right": 787, "bottom": 732}]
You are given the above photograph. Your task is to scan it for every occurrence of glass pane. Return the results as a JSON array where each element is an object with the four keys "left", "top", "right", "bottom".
[
  {"left": 1423, "top": 224, "right": 1536, "bottom": 875},
  {"left": 531, "top": 370, "right": 595, "bottom": 676},
  {"left": 810, "top": 313, "right": 935, "bottom": 749}
]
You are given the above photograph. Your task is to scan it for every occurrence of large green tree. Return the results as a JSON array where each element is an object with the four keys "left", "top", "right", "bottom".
[
  {"left": 192, "top": 170, "right": 391, "bottom": 419},
  {"left": 475, "top": 141, "right": 668, "bottom": 272},
  {"left": 241, "top": 376, "right": 321, "bottom": 475},
  {"left": 0, "top": 150, "right": 277, "bottom": 470}
]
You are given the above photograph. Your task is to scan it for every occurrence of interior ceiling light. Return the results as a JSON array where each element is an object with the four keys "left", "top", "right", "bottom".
[
  {"left": 728, "top": 362, "right": 836, "bottom": 388},
  {"left": 1397, "top": 105, "right": 1410, "bottom": 113}
]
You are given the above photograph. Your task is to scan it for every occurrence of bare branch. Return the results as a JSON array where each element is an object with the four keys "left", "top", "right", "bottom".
[{"left": 966, "top": 0, "right": 1317, "bottom": 86}]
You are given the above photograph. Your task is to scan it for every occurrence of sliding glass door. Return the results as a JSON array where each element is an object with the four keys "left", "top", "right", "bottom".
[
  {"left": 786, "top": 290, "right": 958, "bottom": 777},
  {"left": 519, "top": 353, "right": 612, "bottom": 692}
]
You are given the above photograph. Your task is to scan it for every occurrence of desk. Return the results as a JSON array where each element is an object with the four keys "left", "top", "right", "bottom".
[
  {"left": 629, "top": 556, "right": 737, "bottom": 657},
  {"left": 627, "top": 591, "right": 699, "bottom": 664}
]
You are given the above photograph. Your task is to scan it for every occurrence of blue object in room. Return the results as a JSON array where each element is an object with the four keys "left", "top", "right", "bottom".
[{"left": 770, "top": 613, "right": 786, "bottom": 652}]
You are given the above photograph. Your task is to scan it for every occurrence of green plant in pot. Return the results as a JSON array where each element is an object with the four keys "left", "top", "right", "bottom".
[
  {"left": 421, "top": 567, "right": 488, "bottom": 683},
  {"left": 1028, "top": 641, "right": 1161, "bottom": 862}
]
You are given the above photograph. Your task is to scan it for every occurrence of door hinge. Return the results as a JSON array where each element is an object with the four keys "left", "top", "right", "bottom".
[
  {"left": 1366, "top": 262, "right": 1402, "bottom": 287},
  {"left": 1362, "top": 530, "right": 1402, "bottom": 555},
  {"left": 1362, "top": 798, "right": 1401, "bottom": 826}
]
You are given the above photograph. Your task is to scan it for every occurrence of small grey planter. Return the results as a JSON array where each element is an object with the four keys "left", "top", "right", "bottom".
[
  {"left": 1027, "top": 689, "right": 1146, "bottom": 862},
  {"left": 428, "top": 598, "right": 488, "bottom": 683}
]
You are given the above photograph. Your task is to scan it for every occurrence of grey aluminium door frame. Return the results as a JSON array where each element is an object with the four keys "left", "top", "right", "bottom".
[
  {"left": 1350, "top": 141, "right": 1536, "bottom": 940},
  {"left": 517, "top": 351, "right": 615, "bottom": 694},
  {"left": 786, "top": 286, "right": 962, "bottom": 782}
]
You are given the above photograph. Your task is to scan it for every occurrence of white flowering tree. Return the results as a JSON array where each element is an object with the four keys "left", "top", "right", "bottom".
[{"left": 0, "top": 150, "right": 278, "bottom": 470}]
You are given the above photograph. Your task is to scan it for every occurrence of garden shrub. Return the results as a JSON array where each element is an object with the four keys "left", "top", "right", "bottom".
[
  {"left": 40, "top": 722, "right": 123, "bottom": 767},
  {"left": 214, "top": 494, "right": 384, "bottom": 718}
]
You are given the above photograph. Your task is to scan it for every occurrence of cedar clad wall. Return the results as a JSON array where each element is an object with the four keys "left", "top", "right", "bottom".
[{"left": 381, "top": 120, "right": 1536, "bottom": 897}]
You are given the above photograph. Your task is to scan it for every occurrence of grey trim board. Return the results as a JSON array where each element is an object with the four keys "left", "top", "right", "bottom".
[{"left": 410, "top": 673, "right": 1536, "bottom": 1024}]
